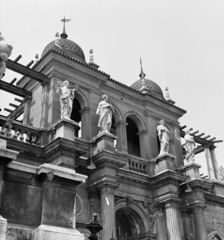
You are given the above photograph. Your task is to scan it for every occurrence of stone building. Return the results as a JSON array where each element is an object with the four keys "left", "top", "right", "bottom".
[{"left": 0, "top": 25, "right": 224, "bottom": 240}]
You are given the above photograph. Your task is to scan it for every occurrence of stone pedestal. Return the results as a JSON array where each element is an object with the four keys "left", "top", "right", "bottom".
[
  {"left": 34, "top": 164, "right": 87, "bottom": 240},
  {"left": 0, "top": 139, "right": 19, "bottom": 240},
  {"left": 192, "top": 206, "right": 207, "bottom": 240},
  {"left": 54, "top": 118, "right": 80, "bottom": 141},
  {"left": 155, "top": 153, "right": 176, "bottom": 172},
  {"left": 165, "top": 201, "right": 182, "bottom": 240},
  {"left": 0, "top": 216, "right": 7, "bottom": 240},
  {"left": 92, "top": 132, "right": 117, "bottom": 154},
  {"left": 34, "top": 225, "right": 84, "bottom": 240},
  {"left": 183, "top": 163, "right": 201, "bottom": 180}
]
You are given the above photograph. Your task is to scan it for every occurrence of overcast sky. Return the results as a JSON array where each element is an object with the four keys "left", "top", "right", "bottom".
[{"left": 0, "top": 0, "right": 223, "bottom": 175}]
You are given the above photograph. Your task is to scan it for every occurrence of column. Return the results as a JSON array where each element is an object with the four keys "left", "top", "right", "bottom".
[
  {"left": 192, "top": 206, "right": 207, "bottom": 240},
  {"left": 79, "top": 107, "right": 90, "bottom": 139},
  {"left": 23, "top": 96, "right": 32, "bottom": 125},
  {"left": 137, "top": 130, "right": 148, "bottom": 159},
  {"left": 165, "top": 201, "right": 182, "bottom": 240},
  {"left": 114, "top": 121, "right": 128, "bottom": 153},
  {"left": 181, "top": 210, "right": 193, "bottom": 239},
  {"left": 210, "top": 146, "right": 220, "bottom": 180},
  {"left": 204, "top": 146, "right": 216, "bottom": 179},
  {"left": 99, "top": 184, "right": 117, "bottom": 240},
  {"left": 40, "top": 81, "right": 50, "bottom": 128}
]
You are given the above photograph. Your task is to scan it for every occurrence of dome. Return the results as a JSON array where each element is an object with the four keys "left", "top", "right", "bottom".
[
  {"left": 131, "top": 78, "right": 164, "bottom": 99},
  {"left": 41, "top": 38, "right": 86, "bottom": 62}
]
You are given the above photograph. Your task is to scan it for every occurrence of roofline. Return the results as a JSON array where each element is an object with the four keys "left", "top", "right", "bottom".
[{"left": 16, "top": 49, "right": 186, "bottom": 113}]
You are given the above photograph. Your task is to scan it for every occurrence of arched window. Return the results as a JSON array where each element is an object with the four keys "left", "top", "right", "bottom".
[
  {"left": 70, "top": 98, "right": 81, "bottom": 137},
  {"left": 126, "top": 117, "right": 140, "bottom": 157}
]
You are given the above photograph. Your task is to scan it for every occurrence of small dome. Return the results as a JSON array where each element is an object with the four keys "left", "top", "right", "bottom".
[
  {"left": 131, "top": 78, "right": 164, "bottom": 99},
  {"left": 41, "top": 38, "right": 86, "bottom": 62}
]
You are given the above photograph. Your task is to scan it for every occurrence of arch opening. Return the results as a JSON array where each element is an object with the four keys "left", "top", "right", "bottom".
[
  {"left": 71, "top": 98, "right": 81, "bottom": 137},
  {"left": 116, "top": 206, "right": 145, "bottom": 240},
  {"left": 126, "top": 117, "right": 140, "bottom": 157}
]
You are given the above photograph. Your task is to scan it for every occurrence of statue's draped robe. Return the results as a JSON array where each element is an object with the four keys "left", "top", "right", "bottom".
[
  {"left": 96, "top": 101, "right": 113, "bottom": 133},
  {"left": 157, "top": 125, "right": 171, "bottom": 155},
  {"left": 60, "top": 90, "right": 75, "bottom": 119},
  {"left": 184, "top": 134, "right": 195, "bottom": 163}
]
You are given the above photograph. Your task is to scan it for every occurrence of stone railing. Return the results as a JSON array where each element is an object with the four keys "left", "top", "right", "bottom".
[
  {"left": 0, "top": 116, "right": 40, "bottom": 145},
  {"left": 128, "top": 155, "right": 148, "bottom": 174}
]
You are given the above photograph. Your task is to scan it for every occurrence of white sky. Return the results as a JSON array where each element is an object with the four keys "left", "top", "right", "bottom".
[{"left": 0, "top": 0, "right": 224, "bottom": 175}]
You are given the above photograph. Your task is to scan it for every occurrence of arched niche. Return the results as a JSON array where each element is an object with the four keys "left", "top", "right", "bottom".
[
  {"left": 115, "top": 200, "right": 149, "bottom": 240},
  {"left": 70, "top": 90, "right": 89, "bottom": 138},
  {"left": 125, "top": 113, "right": 146, "bottom": 157}
]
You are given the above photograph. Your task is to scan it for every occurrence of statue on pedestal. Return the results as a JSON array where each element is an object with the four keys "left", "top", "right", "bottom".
[
  {"left": 0, "top": 34, "right": 13, "bottom": 79},
  {"left": 157, "top": 119, "right": 171, "bottom": 156},
  {"left": 183, "top": 130, "right": 195, "bottom": 164},
  {"left": 96, "top": 94, "right": 114, "bottom": 134},
  {"left": 56, "top": 80, "right": 77, "bottom": 120}
]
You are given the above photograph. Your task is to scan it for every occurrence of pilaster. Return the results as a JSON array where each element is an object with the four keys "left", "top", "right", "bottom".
[
  {"left": 114, "top": 121, "right": 128, "bottom": 153},
  {"left": 137, "top": 130, "right": 148, "bottom": 159},
  {"left": 23, "top": 96, "right": 32, "bottom": 125},
  {"left": 40, "top": 81, "right": 50, "bottom": 128},
  {"left": 79, "top": 107, "right": 90, "bottom": 139}
]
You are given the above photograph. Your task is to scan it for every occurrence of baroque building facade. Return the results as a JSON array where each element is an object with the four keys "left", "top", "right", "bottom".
[{"left": 0, "top": 28, "right": 224, "bottom": 240}]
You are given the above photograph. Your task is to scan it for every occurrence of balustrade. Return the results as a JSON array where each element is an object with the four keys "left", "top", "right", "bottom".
[
  {"left": 128, "top": 157, "right": 147, "bottom": 174},
  {"left": 0, "top": 116, "right": 40, "bottom": 145}
]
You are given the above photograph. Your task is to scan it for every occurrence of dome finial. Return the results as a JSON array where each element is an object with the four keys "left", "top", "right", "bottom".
[
  {"left": 60, "top": 16, "right": 71, "bottom": 39},
  {"left": 139, "top": 58, "right": 146, "bottom": 79},
  {"left": 139, "top": 58, "right": 150, "bottom": 94}
]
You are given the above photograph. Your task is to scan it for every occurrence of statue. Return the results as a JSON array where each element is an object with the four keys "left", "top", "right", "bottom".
[
  {"left": 157, "top": 119, "right": 171, "bottom": 156},
  {"left": 96, "top": 94, "right": 114, "bottom": 134},
  {"left": 56, "top": 80, "right": 77, "bottom": 120},
  {"left": 0, "top": 33, "right": 13, "bottom": 79},
  {"left": 182, "top": 130, "right": 195, "bottom": 164}
]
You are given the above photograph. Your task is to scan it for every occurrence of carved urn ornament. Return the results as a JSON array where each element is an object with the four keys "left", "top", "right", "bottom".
[{"left": 0, "top": 33, "right": 13, "bottom": 79}]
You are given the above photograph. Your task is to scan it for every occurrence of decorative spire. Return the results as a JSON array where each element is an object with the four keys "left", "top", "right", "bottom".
[
  {"left": 88, "top": 49, "right": 100, "bottom": 69},
  {"left": 89, "top": 49, "right": 94, "bottom": 63},
  {"left": 139, "top": 58, "right": 149, "bottom": 94},
  {"left": 139, "top": 58, "right": 146, "bottom": 79},
  {"left": 165, "top": 87, "right": 170, "bottom": 100},
  {"left": 60, "top": 16, "right": 71, "bottom": 39},
  {"left": 165, "top": 87, "right": 175, "bottom": 105}
]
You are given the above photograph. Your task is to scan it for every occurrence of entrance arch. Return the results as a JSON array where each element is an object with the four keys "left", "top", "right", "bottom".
[{"left": 115, "top": 200, "right": 149, "bottom": 240}]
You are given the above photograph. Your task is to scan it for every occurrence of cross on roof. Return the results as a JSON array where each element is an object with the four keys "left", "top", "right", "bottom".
[{"left": 60, "top": 16, "right": 71, "bottom": 39}]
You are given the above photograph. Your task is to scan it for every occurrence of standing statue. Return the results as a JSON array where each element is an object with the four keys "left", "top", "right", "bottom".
[
  {"left": 0, "top": 33, "right": 13, "bottom": 79},
  {"left": 182, "top": 130, "right": 195, "bottom": 164},
  {"left": 157, "top": 119, "right": 171, "bottom": 156},
  {"left": 96, "top": 94, "right": 114, "bottom": 134},
  {"left": 56, "top": 80, "right": 77, "bottom": 120}
]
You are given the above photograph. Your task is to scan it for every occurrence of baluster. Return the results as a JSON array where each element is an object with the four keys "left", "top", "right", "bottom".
[
  {"left": 36, "top": 134, "right": 40, "bottom": 146},
  {"left": 129, "top": 160, "right": 133, "bottom": 170},
  {"left": 1, "top": 126, "right": 6, "bottom": 136},
  {"left": 19, "top": 131, "right": 24, "bottom": 142},
  {"left": 26, "top": 132, "right": 31, "bottom": 144},
  {"left": 13, "top": 129, "right": 19, "bottom": 140},
  {"left": 31, "top": 134, "right": 37, "bottom": 144}
]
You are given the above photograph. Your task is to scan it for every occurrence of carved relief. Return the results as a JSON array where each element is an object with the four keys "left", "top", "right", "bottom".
[
  {"left": 75, "top": 194, "right": 83, "bottom": 216},
  {"left": 121, "top": 126, "right": 128, "bottom": 152}
]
